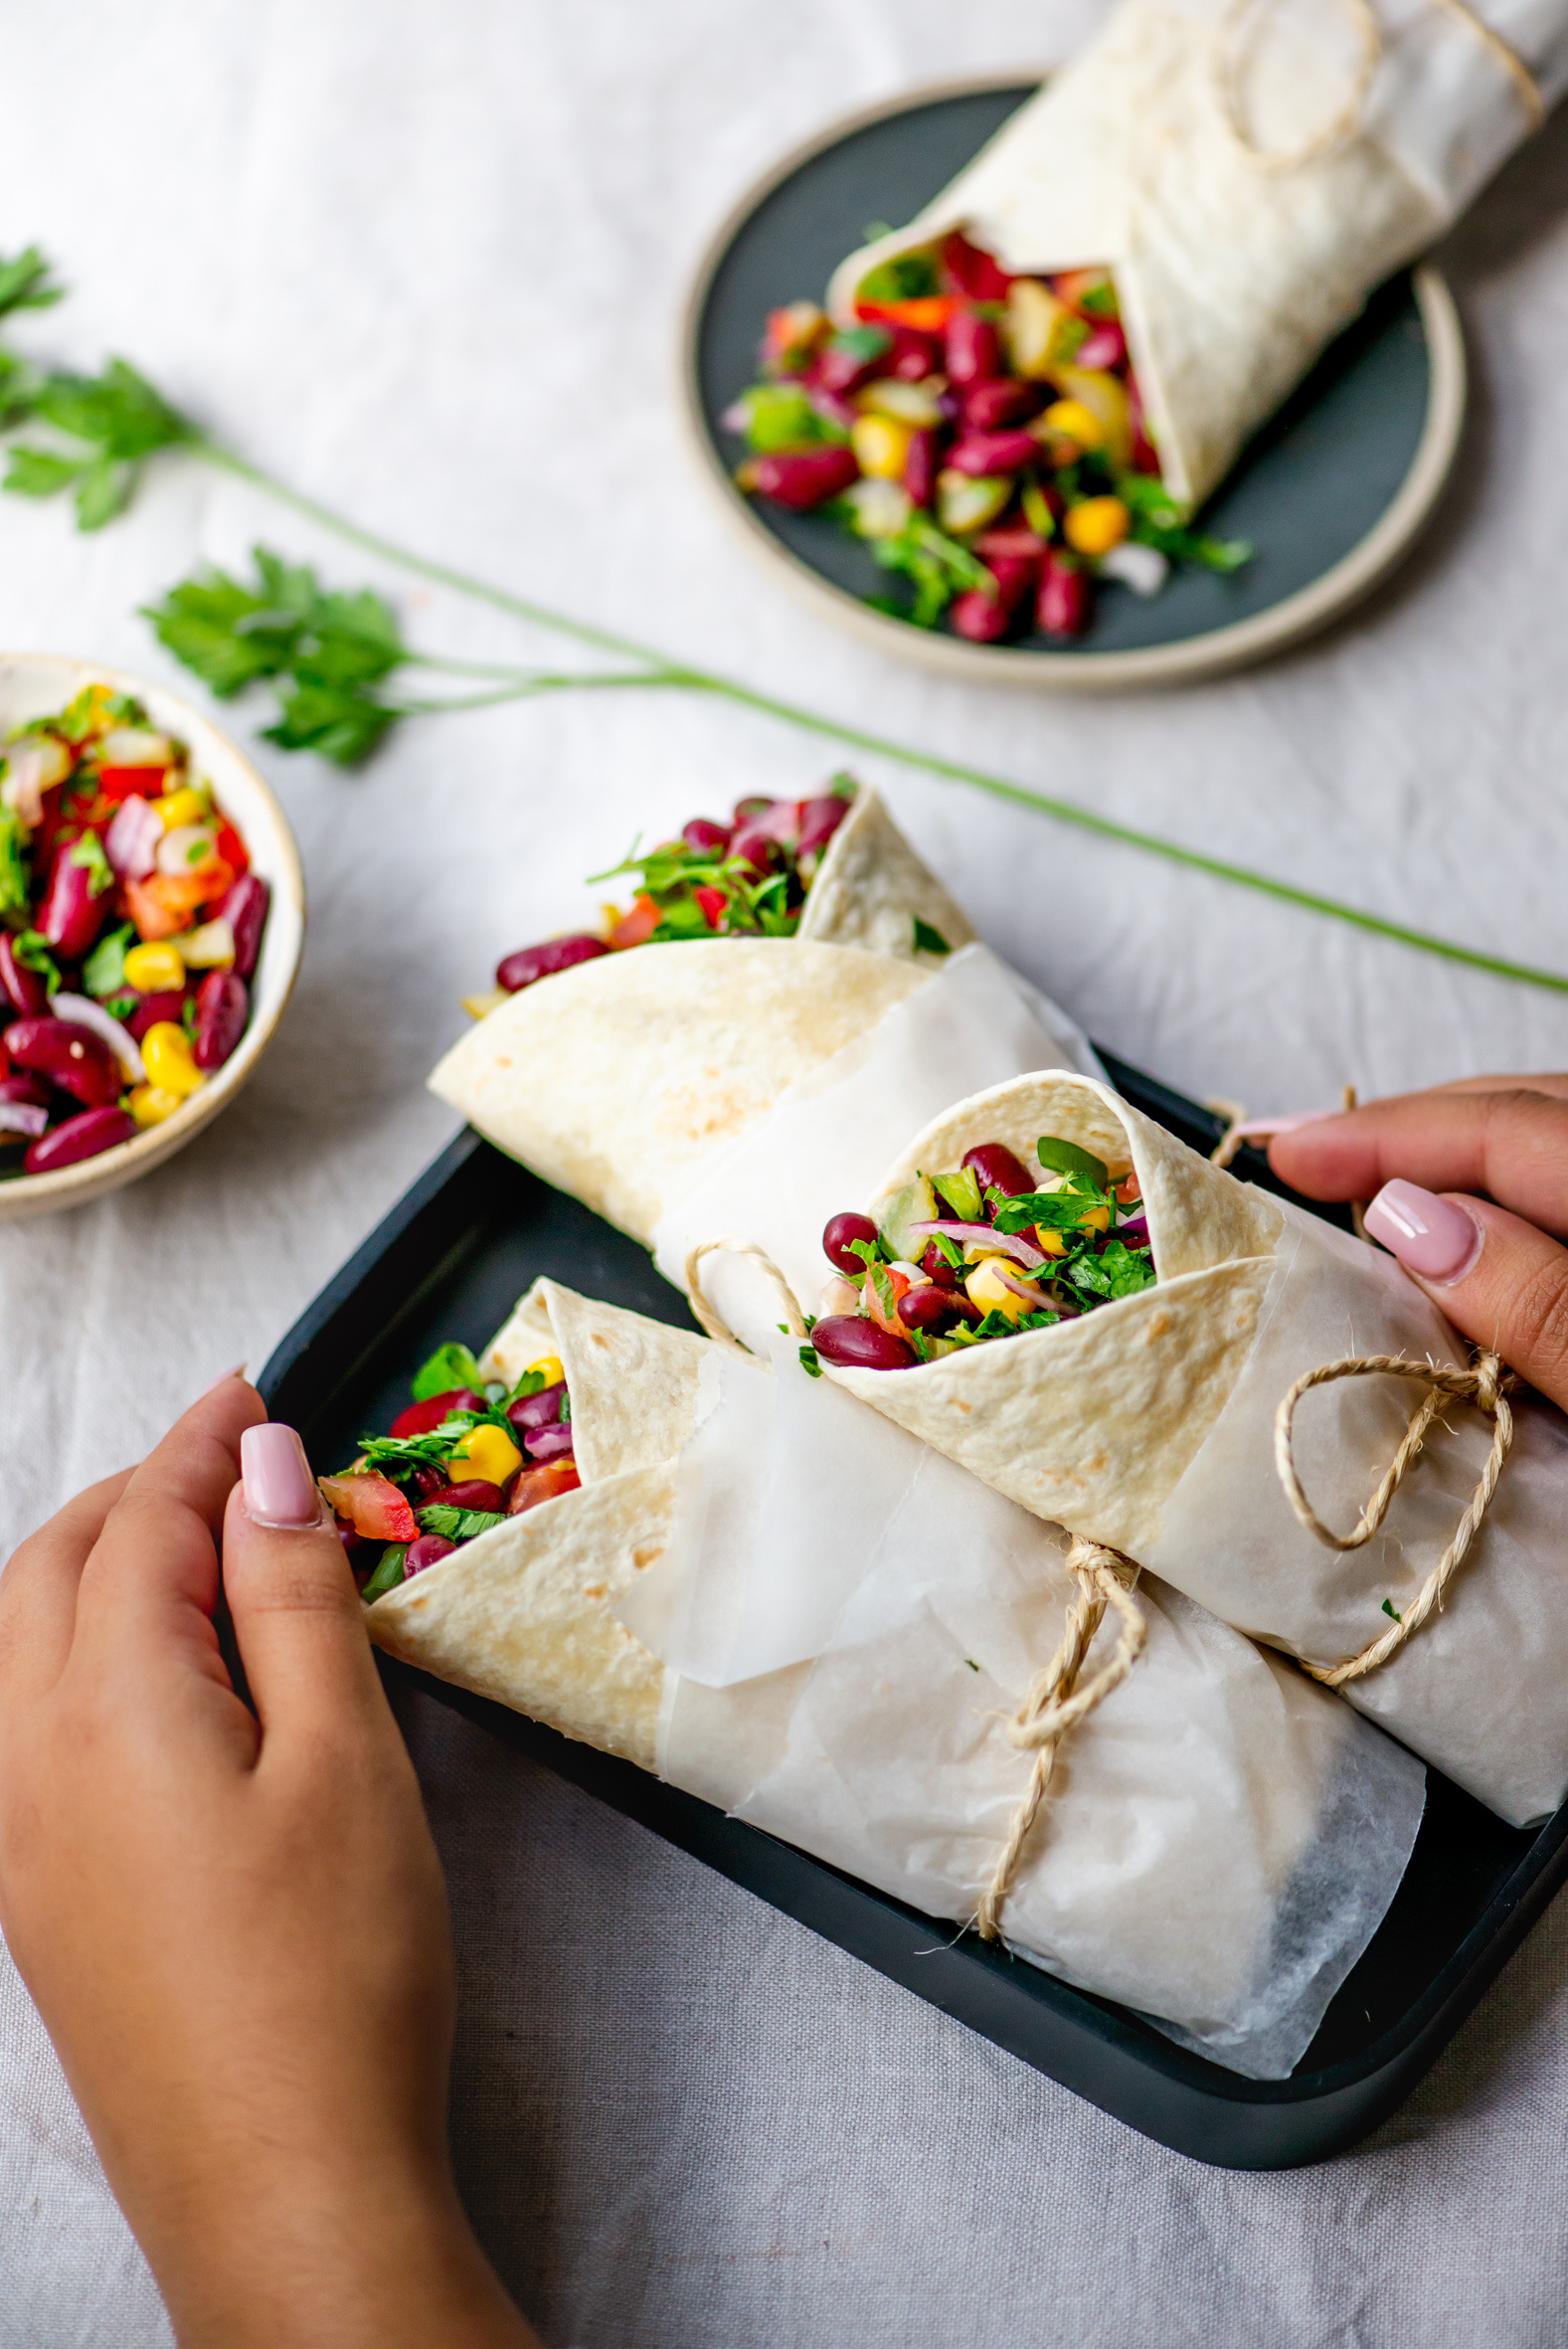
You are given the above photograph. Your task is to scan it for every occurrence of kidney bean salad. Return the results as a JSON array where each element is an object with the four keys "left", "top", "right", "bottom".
[
  {"left": 325, "top": 1341, "right": 582, "bottom": 1603},
  {"left": 724, "top": 232, "right": 1248, "bottom": 643},
  {"left": 0, "top": 687, "right": 269, "bottom": 1178},
  {"left": 804, "top": 1136, "right": 1154, "bottom": 1373},
  {"left": 473, "top": 775, "right": 943, "bottom": 1010}
]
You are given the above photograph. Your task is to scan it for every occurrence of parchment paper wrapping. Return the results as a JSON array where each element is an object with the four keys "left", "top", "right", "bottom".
[
  {"left": 617, "top": 1334, "right": 1425, "bottom": 2079},
  {"left": 828, "top": 0, "right": 1568, "bottom": 508},
  {"left": 791, "top": 1068, "right": 1568, "bottom": 1828}
]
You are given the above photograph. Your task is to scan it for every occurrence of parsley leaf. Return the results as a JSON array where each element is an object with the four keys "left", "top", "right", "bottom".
[
  {"left": 67, "top": 830, "right": 113, "bottom": 895},
  {"left": 83, "top": 920, "right": 135, "bottom": 996},
  {"left": 1382, "top": 1598, "right": 1402, "bottom": 1623},
  {"left": 6, "top": 358, "right": 192, "bottom": 530},
  {"left": 912, "top": 917, "right": 951, "bottom": 957},
  {"left": 1035, "top": 1137, "right": 1110, "bottom": 1187},
  {"left": 0, "top": 810, "right": 28, "bottom": 917},
  {"left": 418, "top": 1504, "right": 507, "bottom": 1541},
  {"left": 1066, "top": 1241, "right": 1155, "bottom": 1302},
  {"left": 0, "top": 246, "right": 63, "bottom": 320},
  {"left": 798, "top": 1345, "right": 823, "bottom": 1377},
  {"left": 12, "top": 930, "right": 60, "bottom": 991}
]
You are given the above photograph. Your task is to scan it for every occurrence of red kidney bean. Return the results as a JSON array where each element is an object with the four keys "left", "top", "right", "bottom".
[
  {"left": 732, "top": 796, "right": 771, "bottom": 822},
  {"left": 944, "top": 310, "right": 1000, "bottom": 387},
  {"left": 941, "top": 232, "right": 1012, "bottom": 302},
  {"left": 23, "top": 1104, "right": 136, "bottom": 1174},
  {"left": 1075, "top": 324, "right": 1127, "bottom": 371},
  {"left": 744, "top": 447, "right": 859, "bottom": 509},
  {"left": 682, "top": 816, "right": 731, "bottom": 856},
  {"left": 810, "top": 1315, "right": 916, "bottom": 1370},
  {"left": 823, "top": 1211, "right": 879, "bottom": 1275},
  {"left": 524, "top": 1421, "right": 575, "bottom": 1463},
  {"left": 1039, "top": 552, "right": 1091, "bottom": 637},
  {"left": 947, "top": 429, "right": 1040, "bottom": 477},
  {"left": 336, "top": 1520, "right": 365, "bottom": 1563},
  {"left": 405, "top": 1532, "right": 458, "bottom": 1574},
  {"left": 193, "top": 970, "right": 248, "bottom": 1072},
  {"left": 5, "top": 1017, "right": 123, "bottom": 1107},
  {"left": 903, "top": 427, "right": 938, "bottom": 510},
  {"left": 810, "top": 331, "right": 892, "bottom": 397},
  {"left": 507, "top": 1380, "right": 568, "bottom": 1433},
  {"left": 0, "top": 936, "right": 48, "bottom": 1018},
  {"left": 796, "top": 795, "right": 850, "bottom": 860},
  {"left": 37, "top": 840, "right": 111, "bottom": 961},
  {"left": 391, "top": 1388, "right": 486, "bottom": 1439},
  {"left": 962, "top": 380, "right": 1042, "bottom": 431},
  {"left": 962, "top": 1143, "right": 1033, "bottom": 1199},
  {"left": 408, "top": 1462, "right": 449, "bottom": 1501},
  {"left": 919, "top": 1242, "right": 960, "bottom": 1291},
  {"left": 495, "top": 933, "right": 609, "bottom": 994},
  {"left": 218, "top": 872, "right": 270, "bottom": 982},
  {"left": 422, "top": 1479, "right": 505, "bottom": 1514},
  {"left": 0, "top": 1072, "right": 49, "bottom": 1109},
  {"left": 727, "top": 823, "right": 779, "bottom": 877},
  {"left": 897, "top": 1285, "right": 966, "bottom": 1336},
  {"left": 127, "top": 989, "right": 190, "bottom": 1042},
  {"left": 888, "top": 326, "right": 942, "bottom": 380},
  {"left": 951, "top": 556, "right": 1037, "bottom": 643},
  {"left": 974, "top": 527, "right": 1049, "bottom": 568}
]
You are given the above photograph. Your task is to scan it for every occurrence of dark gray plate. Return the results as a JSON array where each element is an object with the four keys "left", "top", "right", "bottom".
[{"left": 683, "top": 82, "right": 1466, "bottom": 688}]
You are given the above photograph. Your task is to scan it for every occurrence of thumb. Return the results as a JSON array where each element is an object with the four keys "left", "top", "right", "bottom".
[
  {"left": 1363, "top": 1180, "right": 1568, "bottom": 1411},
  {"left": 223, "top": 1423, "right": 394, "bottom": 1747}
]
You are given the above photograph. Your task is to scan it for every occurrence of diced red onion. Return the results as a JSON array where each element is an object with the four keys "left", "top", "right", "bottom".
[
  {"left": 0, "top": 1100, "right": 48, "bottom": 1137},
  {"left": 909, "top": 1219, "right": 1048, "bottom": 1271},
  {"left": 50, "top": 993, "right": 146, "bottom": 1084},
  {"left": 104, "top": 794, "right": 163, "bottom": 881}
]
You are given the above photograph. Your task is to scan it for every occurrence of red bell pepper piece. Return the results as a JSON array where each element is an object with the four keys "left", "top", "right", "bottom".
[
  {"left": 318, "top": 1471, "right": 418, "bottom": 1542},
  {"left": 389, "top": 1388, "right": 486, "bottom": 1439},
  {"left": 694, "top": 885, "right": 728, "bottom": 929},
  {"left": 506, "top": 1459, "right": 582, "bottom": 1517}
]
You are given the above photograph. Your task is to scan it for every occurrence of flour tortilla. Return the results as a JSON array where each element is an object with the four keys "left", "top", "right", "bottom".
[
  {"left": 367, "top": 1280, "right": 705, "bottom": 1765},
  {"left": 828, "top": 0, "right": 1562, "bottom": 510},
  {"left": 821, "top": 1070, "right": 1284, "bottom": 1552},
  {"left": 798, "top": 787, "right": 975, "bottom": 960}
]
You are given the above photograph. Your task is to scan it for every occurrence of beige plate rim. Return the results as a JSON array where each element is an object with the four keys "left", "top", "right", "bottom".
[
  {"left": 676, "top": 73, "right": 1468, "bottom": 694},
  {"left": 0, "top": 653, "right": 306, "bottom": 1221}
]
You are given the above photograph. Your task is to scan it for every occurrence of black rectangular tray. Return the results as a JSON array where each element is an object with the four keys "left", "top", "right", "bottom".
[{"left": 259, "top": 1051, "right": 1568, "bottom": 2169}]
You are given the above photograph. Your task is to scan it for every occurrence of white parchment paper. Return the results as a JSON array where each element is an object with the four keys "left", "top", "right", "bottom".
[
  {"left": 1145, "top": 1200, "right": 1568, "bottom": 1827},
  {"left": 618, "top": 1334, "right": 1425, "bottom": 2078},
  {"left": 649, "top": 945, "right": 1099, "bottom": 1331}
]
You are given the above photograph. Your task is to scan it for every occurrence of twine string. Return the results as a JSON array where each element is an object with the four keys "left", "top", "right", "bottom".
[
  {"left": 975, "top": 1540, "right": 1146, "bottom": 1942},
  {"left": 1216, "top": 0, "right": 1542, "bottom": 173},
  {"left": 685, "top": 1239, "right": 808, "bottom": 1356},
  {"left": 1274, "top": 1348, "right": 1517, "bottom": 1687}
]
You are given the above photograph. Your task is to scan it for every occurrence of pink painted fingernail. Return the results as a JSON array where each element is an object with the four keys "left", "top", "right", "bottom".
[
  {"left": 241, "top": 1423, "right": 321, "bottom": 1529},
  {"left": 199, "top": 1361, "right": 249, "bottom": 1399},
  {"left": 1230, "top": 1112, "right": 1338, "bottom": 1139},
  {"left": 1363, "top": 1180, "right": 1482, "bottom": 1284}
]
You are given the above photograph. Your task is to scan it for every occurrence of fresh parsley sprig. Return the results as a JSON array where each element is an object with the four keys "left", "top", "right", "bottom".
[{"left": 589, "top": 833, "right": 800, "bottom": 940}]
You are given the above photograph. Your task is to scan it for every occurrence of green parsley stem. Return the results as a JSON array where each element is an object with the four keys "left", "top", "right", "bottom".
[{"left": 195, "top": 438, "right": 1568, "bottom": 999}]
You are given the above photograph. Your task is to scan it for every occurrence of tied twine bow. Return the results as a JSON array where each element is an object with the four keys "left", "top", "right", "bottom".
[
  {"left": 1274, "top": 1347, "right": 1518, "bottom": 1686},
  {"left": 1216, "top": 0, "right": 1543, "bottom": 173},
  {"left": 681, "top": 1240, "right": 1151, "bottom": 1945}
]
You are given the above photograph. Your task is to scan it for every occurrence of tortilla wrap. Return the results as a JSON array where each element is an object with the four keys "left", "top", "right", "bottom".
[
  {"left": 828, "top": 0, "right": 1567, "bottom": 510},
  {"left": 805, "top": 1067, "right": 1568, "bottom": 1825},
  {"left": 796, "top": 786, "right": 974, "bottom": 959},
  {"left": 366, "top": 1279, "right": 1422, "bottom": 2076}
]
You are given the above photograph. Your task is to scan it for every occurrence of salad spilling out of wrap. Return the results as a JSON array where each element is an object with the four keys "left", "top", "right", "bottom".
[
  {"left": 730, "top": 232, "right": 1247, "bottom": 642},
  {"left": 809, "top": 1133, "right": 1153, "bottom": 1368},
  {"left": 794, "top": 1066, "right": 1568, "bottom": 1829},
  {"left": 468, "top": 779, "right": 975, "bottom": 1019},
  {"left": 352, "top": 1275, "right": 1424, "bottom": 2079},
  {"left": 728, "top": 0, "right": 1567, "bottom": 644}
]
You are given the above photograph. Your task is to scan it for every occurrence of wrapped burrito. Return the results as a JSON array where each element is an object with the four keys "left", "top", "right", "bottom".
[
  {"left": 705, "top": 1066, "right": 1568, "bottom": 1828},
  {"left": 332, "top": 1279, "right": 1424, "bottom": 2079},
  {"left": 827, "top": 0, "right": 1566, "bottom": 514},
  {"left": 432, "top": 800, "right": 1099, "bottom": 1251}
]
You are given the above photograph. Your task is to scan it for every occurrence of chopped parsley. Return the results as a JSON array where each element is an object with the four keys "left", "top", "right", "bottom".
[
  {"left": 912, "top": 917, "right": 951, "bottom": 957},
  {"left": 418, "top": 1504, "right": 507, "bottom": 1542}
]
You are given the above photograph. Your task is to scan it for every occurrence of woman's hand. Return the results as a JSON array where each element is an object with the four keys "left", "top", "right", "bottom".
[
  {"left": 1265, "top": 1075, "right": 1568, "bottom": 1412},
  {"left": 0, "top": 1377, "right": 538, "bottom": 2349}
]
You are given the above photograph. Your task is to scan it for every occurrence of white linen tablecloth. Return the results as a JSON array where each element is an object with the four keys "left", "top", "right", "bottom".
[{"left": 4, "top": 2, "right": 1568, "bottom": 2340}]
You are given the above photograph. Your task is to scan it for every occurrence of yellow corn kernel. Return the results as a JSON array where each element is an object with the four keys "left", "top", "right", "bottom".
[
  {"left": 1064, "top": 497, "right": 1131, "bottom": 557},
  {"left": 128, "top": 1083, "right": 184, "bottom": 1129},
  {"left": 140, "top": 1021, "right": 203, "bottom": 1099},
  {"left": 1078, "top": 1201, "right": 1113, "bottom": 1233},
  {"left": 1034, "top": 1228, "right": 1068, "bottom": 1257},
  {"left": 158, "top": 787, "right": 208, "bottom": 830},
  {"left": 850, "top": 413, "right": 914, "bottom": 481},
  {"left": 1039, "top": 399, "right": 1105, "bottom": 454},
  {"left": 124, "top": 941, "right": 186, "bottom": 994},
  {"left": 462, "top": 989, "right": 509, "bottom": 1021},
  {"left": 1049, "top": 366, "right": 1132, "bottom": 469},
  {"left": 450, "top": 1422, "right": 524, "bottom": 1485},
  {"left": 525, "top": 1355, "right": 565, "bottom": 1388},
  {"left": 964, "top": 1255, "right": 1048, "bottom": 1324},
  {"left": 1004, "top": 278, "right": 1077, "bottom": 378}
]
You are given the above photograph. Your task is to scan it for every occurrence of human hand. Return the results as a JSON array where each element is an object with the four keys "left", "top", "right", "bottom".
[
  {"left": 0, "top": 1378, "right": 538, "bottom": 2349},
  {"left": 1263, "top": 1075, "right": 1568, "bottom": 1413}
]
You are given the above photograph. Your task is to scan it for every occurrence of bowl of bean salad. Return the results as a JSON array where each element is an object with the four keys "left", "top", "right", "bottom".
[{"left": 0, "top": 655, "right": 304, "bottom": 1220}]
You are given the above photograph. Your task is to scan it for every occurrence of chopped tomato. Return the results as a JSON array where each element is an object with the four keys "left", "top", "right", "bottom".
[
  {"left": 608, "top": 894, "right": 661, "bottom": 951},
  {"left": 213, "top": 816, "right": 250, "bottom": 876},
  {"left": 125, "top": 866, "right": 228, "bottom": 941},
  {"left": 506, "top": 1459, "right": 581, "bottom": 1517},
  {"left": 693, "top": 885, "right": 727, "bottom": 930},
  {"left": 96, "top": 765, "right": 170, "bottom": 804},
  {"left": 856, "top": 295, "right": 958, "bottom": 334},
  {"left": 318, "top": 1471, "right": 418, "bottom": 1541},
  {"left": 861, "top": 1263, "right": 915, "bottom": 1336}
]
